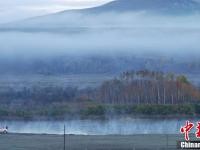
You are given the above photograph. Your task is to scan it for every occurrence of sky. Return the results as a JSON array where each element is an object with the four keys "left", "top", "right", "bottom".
[{"left": 0, "top": 0, "right": 112, "bottom": 23}]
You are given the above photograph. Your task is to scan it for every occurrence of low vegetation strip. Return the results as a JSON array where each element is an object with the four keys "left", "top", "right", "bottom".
[{"left": 0, "top": 104, "right": 199, "bottom": 119}]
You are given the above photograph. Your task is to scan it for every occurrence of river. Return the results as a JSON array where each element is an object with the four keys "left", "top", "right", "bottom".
[{"left": 0, "top": 118, "right": 198, "bottom": 135}]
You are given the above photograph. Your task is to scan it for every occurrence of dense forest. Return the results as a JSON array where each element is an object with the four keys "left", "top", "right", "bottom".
[{"left": 0, "top": 70, "right": 200, "bottom": 119}]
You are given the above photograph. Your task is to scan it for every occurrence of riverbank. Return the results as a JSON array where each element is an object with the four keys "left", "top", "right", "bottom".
[
  {"left": 0, "top": 133, "right": 188, "bottom": 150},
  {"left": 1, "top": 103, "right": 200, "bottom": 120}
]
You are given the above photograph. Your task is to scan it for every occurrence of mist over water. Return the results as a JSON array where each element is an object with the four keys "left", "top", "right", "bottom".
[
  {"left": 0, "top": 1, "right": 200, "bottom": 136},
  {"left": 0, "top": 12, "right": 200, "bottom": 59},
  {"left": 0, "top": 118, "right": 197, "bottom": 135}
]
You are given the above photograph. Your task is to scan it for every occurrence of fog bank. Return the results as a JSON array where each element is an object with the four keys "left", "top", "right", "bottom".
[{"left": 0, "top": 118, "right": 197, "bottom": 135}]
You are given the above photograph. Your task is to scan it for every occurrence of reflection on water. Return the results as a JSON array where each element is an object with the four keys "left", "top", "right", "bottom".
[{"left": 0, "top": 118, "right": 197, "bottom": 135}]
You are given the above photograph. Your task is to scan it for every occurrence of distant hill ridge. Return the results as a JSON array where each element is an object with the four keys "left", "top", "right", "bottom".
[
  {"left": 60, "top": 0, "right": 200, "bottom": 14},
  {"left": 1, "top": 0, "right": 200, "bottom": 30}
]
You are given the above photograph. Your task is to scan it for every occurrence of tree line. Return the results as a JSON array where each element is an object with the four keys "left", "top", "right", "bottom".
[
  {"left": 0, "top": 70, "right": 199, "bottom": 106},
  {"left": 91, "top": 70, "right": 200, "bottom": 104}
]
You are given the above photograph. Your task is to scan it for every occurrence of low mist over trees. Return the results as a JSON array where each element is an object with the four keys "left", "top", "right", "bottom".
[
  {"left": 1, "top": 55, "right": 200, "bottom": 74},
  {"left": 1, "top": 70, "right": 199, "bottom": 105},
  {"left": 0, "top": 70, "right": 200, "bottom": 119}
]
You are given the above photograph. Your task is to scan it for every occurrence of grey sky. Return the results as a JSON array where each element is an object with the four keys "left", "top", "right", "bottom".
[{"left": 0, "top": 0, "right": 112, "bottom": 23}]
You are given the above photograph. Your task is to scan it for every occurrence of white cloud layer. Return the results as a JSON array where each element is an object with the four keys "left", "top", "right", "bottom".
[{"left": 0, "top": 0, "right": 112, "bottom": 23}]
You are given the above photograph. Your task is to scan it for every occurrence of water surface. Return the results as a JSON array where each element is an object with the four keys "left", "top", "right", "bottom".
[{"left": 0, "top": 118, "right": 197, "bottom": 135}]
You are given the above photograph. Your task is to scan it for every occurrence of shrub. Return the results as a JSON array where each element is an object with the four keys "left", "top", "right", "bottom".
[{"left": 83, "top": 105, "right": 106, "bottom": 116}]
